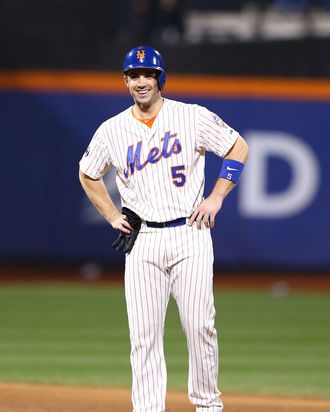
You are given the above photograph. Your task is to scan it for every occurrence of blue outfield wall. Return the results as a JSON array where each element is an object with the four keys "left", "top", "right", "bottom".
[{"left": 0, "top": 90, "right": 329, "bottom": 268}]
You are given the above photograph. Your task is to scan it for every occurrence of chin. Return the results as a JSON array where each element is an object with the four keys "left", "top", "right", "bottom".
[{"left": 136, "top": 97, "right": 152, "bottom": 106}]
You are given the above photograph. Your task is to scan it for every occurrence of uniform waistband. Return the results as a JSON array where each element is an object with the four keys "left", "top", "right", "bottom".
[{"left": 145, "top": 217, "right": 187, "bottom": 228}]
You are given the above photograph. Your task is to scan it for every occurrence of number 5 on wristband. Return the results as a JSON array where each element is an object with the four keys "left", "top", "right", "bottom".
[{"left": 219, "top": 159, "right": 245, "bottom": 184}]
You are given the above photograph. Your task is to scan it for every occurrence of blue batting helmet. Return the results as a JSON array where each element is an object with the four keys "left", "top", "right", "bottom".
[{"left": 122, "top": 45, "right": 166, "bottom": 90}]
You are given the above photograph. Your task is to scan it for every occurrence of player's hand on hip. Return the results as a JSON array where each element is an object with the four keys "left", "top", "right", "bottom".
[
  {"left": 110, "top": 212, "right": 133, "bottom": 233},
  {"left": 188, "top": 195, "right": 224, "bottom": 230}
]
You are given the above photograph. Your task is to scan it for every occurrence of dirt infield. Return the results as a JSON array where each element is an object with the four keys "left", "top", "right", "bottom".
[
  {"left": 1, "top": 383, "right": 330, "bottom": 412},
  {"left": 1, "top": 265, "right": 330, "bottom": 292}
]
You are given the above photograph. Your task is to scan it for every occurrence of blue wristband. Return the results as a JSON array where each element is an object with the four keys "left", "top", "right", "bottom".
[{"left": 219, "top": 159, "right": 245, "bottom": 184}]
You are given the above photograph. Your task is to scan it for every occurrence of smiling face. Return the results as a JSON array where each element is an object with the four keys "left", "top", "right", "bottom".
[{"left": 124, "top": 68, "right": 162, "bottom": 110}]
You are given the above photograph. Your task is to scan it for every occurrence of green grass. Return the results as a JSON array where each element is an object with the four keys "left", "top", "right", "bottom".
[{"left": 0, "top": 284, "right": 329, "bottom": 398}]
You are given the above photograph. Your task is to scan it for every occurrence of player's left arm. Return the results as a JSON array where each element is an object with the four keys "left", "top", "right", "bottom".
[{"left": 188, "top": 135, "right": 249, "bottom": 229}]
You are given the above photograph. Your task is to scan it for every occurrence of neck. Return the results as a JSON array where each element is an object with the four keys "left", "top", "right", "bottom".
[{"left": 133, "top": 97, "right": 164, "bottom": 119}]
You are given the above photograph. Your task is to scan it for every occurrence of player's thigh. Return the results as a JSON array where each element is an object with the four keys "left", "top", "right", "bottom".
[
  {"left": 124, "top": 230, "right": 170, "bottom": 329},
  {"left": 171, "top": 225, "right": 215, "bottom": 329}
]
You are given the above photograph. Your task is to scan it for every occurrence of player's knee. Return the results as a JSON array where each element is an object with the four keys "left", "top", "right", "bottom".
[{"left": 182, "top": 317, "right": 216, "bottom": 339}]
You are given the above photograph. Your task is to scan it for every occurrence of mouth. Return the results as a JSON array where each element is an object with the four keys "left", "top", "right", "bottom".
[{"left": 136, "top": 89, "right": 150, "bottom": 97}]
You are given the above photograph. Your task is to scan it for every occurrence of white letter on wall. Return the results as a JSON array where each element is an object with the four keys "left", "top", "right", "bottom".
[{"left": 239, "top": 131, "right": 320, "bottom": 218}]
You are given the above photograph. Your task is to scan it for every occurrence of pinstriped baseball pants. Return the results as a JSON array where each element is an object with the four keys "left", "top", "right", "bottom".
[{"left": 125, "top": 223, "right": 223, "bottom": 412}]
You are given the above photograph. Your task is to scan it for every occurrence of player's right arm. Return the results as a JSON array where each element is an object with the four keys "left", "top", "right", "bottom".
[
  {"left": 79, "top": 123, "right": 132, "bottom": 234},
  {"left": 79, "top": 170, "right": 132, "bottom": 233}
]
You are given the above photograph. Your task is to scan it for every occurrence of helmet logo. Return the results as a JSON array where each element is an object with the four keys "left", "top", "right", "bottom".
[{"left": 136, "top": 50, "right": 145, "bottom": 62}]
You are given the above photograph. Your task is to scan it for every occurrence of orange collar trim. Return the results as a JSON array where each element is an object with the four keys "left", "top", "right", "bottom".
[{"left": 132, "top": 109, "right": 157, "bottom": 128}]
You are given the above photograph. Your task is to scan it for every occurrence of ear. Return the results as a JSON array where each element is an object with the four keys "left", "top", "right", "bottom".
[{"left": 123, "top": 74, "right": 129, "bottom": 88}]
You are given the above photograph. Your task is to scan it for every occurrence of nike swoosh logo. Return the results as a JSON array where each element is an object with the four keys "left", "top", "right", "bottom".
[{"left": 226, "top": 166, "right": 238, "bottom": 171}]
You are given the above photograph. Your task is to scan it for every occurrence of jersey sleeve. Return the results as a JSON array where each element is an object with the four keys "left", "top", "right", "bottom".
[
  {"left": 196, "top": 106, "right": 239, "bottom": 157},
  {"left": 79, "top": 123, "right": 111, "bottom": 179}
]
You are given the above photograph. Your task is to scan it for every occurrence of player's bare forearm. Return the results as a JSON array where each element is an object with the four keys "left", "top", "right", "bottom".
[
  {"left": 210, "top": 136, "right": 249, "bottom": 200},
  {"left": 78, "top": 170, "right": 132, "bottom": 233},
  {"left": 225, "top": 135, "right": 249, "bottom": 163},
  {"left": 188, "top": 135, "right": 249, "bottom": 229}
]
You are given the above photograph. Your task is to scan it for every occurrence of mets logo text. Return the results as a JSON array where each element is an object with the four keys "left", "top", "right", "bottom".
[{"left": 124, "top": 131, "right": 181, "bottom": 178}]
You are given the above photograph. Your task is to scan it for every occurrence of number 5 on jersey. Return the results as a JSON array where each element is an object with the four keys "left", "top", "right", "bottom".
[{"left": 171, "top": 165, "right": 186, "bottom": 187}]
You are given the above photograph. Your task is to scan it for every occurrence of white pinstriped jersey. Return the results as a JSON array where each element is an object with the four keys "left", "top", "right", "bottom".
[{"left": 79, "top": 98, "right": 238, "bottom": 222}]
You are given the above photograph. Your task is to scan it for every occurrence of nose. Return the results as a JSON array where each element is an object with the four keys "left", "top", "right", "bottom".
[{"left": 137, "top": 75, "right": 147, "bottom": 87}]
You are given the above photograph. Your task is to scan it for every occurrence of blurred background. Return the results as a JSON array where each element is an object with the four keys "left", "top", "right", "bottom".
[{"left": 0, "top": 0, "right": 330, "bottom": 276}]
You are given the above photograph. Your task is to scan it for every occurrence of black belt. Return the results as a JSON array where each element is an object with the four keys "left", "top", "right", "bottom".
[{"left": 145, "top": 217, "right": 187, "bottom": 228}]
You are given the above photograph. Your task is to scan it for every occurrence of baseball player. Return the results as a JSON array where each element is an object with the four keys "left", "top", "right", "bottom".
[{"left": 79, "top": 45, "right": 249, "bottom": 412}]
